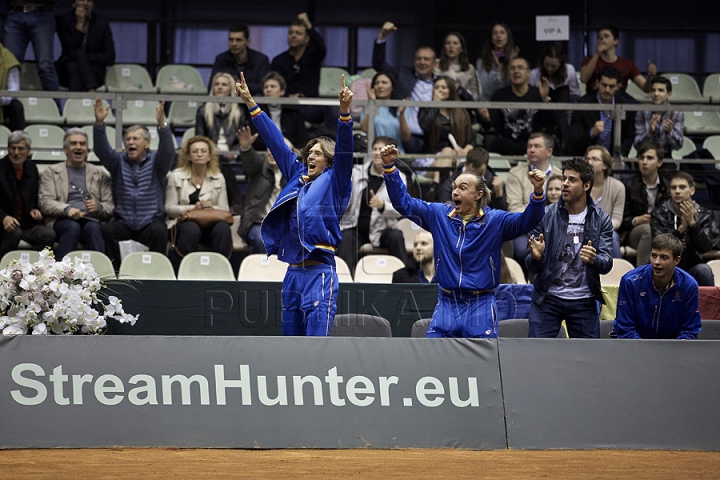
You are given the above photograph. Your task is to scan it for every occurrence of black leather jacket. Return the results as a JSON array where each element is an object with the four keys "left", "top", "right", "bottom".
[{"left": 651, "top": 199, "right": 715, "bottom": 270}]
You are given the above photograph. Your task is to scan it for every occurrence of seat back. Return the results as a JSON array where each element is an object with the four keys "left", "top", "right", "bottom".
[
  {"left": 24, "top": 124, "right": 66, "bottom": 149},
  {"left": 708, "top": 260, "right": 720, "bottom": 286},
  {"left": 334, "top": 256, "right": 353, "bottom": 283},
  {"left": 168, "top": 101, "right": 200, "bottom": 128},
  {"left": 81, "top": 124, "right": 117, "bottom": 150},
  {"left": 702, "top": 135, "right": 720, "bottom": 161},
  {"left": 683, "top": 111, "right": 720, "bottom": 135},
  {"left": 156, "top": 65, "right": 206, "bottom": 94},
  {"left": 331, "top": 314, "right": 392, "bottom": 337},
  {"left": 411, "top": 318, "right": 431, "bottom": 338},
  {"left": 600, "top": 258, "right": 635, "bottom": 286},
  {"left": 105, "top": 64, "right": 155, "bottom": 92},
  {"left": 503, "top": 257, "right": 527, "bottom": 284},
  {"left": 121, "top": 99, "right": 160, "bottom": 126},
  {"left": 698, "top": 319, "right": 720, "bottom": 340},
  {"left": 671, "top": 137, "right": 697, "bottom": 160},
  {"left": 237, "top": 254, "right": 287, "bottom": 281},
  {"left": 177, "top": 252, "right": 235, "bottom": 280},
  {"left": 0, "top": 250, "right": 40, "bottom": 268},
  {"left": 662, "top": 73, "right": 705, "bottom": 104},
  {"left": 625, "top": 81, "right": 650, "bottom": 103},
  {"left": 599, "top": 319, "right": 616, "bottom": 338},
  {"left": 181, "top": 127, "right": 196, "bottom": 146},
  {"left": 66, "top": 250, "right": 116, "bottom": 279},
  {"left": 353, "top": 254, "right": 406, "bottom": 284},
  {"left": 19, "top": 97, "right": 63, "bottom": 125},
  {"left": 0, "top": 125, "right": 10, "bottom": 157},
  {"left": 319, "top": 67, "right": 351, "bottom": 97},
  {"left": 118, "top": 252, "right": 176, "bottom": 280},
  {"left": 396, "top": 217, "right": 429, "bottom": 253},
  {"left": 702, "top": 74, "right": 720, "bottom": 104},
  {"left": 63, "top": 98, "right": 115, "bottom": 126}
]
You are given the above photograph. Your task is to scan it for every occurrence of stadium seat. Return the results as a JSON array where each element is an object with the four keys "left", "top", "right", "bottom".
[
  {"left": 359, "top": 68, "right": 377, "bottom": 79},
  {"left": 81, "top": 124, "right": 117, "bottom": 150},
  {"left": 19, "top": 97, "right": 63, "bottom": 125},
  {"left": 411, "top": 318, "right": 431, "bottom": 337},
  {"left": 24, "top": 124, "right": 66, "bottom": 149},
  {"left": 63, "top": 99, "right": 114, "bottom": 126},
  {"left": 625, "top": 81, "right": 650, "bottom": 103},
  {"left": 702, "top": 135, "right": 720, "bottom": 161},
  {"left": 121, "top": 99, "right": 159, "bottom": 126},
  {"left": 498, "top": 318, "right": 568, "bottom": 338},
  {"left": 358, "top": 243, "right": 389, "bottom": 256},
  {"left": 32, "top": 150, "right": 65, "bottom": 161},
  {"left": 661, "top": 73, "right": 705, "bottom": 104},
  {"left": 0, "top": 125, "right": 10, "bottom": 157},
  {"left": 237, "top": 254, "right": 287, "bottom": 281},
  {"left": 396, "top": 217, "right": 428, "bottom": 253},
  {"left": 0, "top": 250, "right": 40, "bottom": 268},
  {"left": 19, "top": 62, "right": 42, "bottom": 91},
  {"left": 600, "top": 258, "right": 635, "bottom": 286},
  {"left": 181, "top": 127, "right": 196, "bottom": 146},
  {"left": 599, "top": 319, "right": 616, "bottom": 338},
  {"left": 504, "top": 257, "right": 527, "bottom": 284},
  {"left": 702, "top": 73, "right": 720, "bottom": 104},
  {"left": 671, "top": 137, "right": 697, "bottom": 160},
  {"left": 331, "top": 314, "right": 392, "bottom": 337},
  {"left": 168, "top": 100, "right": 200, "bottom": 128},
  {"left": 319, "top": 67, "right": 351, "bottom": 98},
  {"left": 353, "top": 254, "right": 405, "bottom": 284},
  {"left": 177, "top": 252, "right": 235, "bottom": 280},
  {"left": 683, "top": 111, "right": 720, "bottom": 135},
  {"left": 698, "top": 319, "right": 720, "bottom": 339},
  {"left": 335, "top": 256, "right": 353, "bottom": 283},
  {"left": 156, "top": 65, "right": 206, "bottom": 94},
  {"left": 66, "top": 250, "right": 116, "bottom": 279},
  {"left": 148, "top": 127, "right": 178, "bottom": 150},
  {"left": 708, "top": 260, "right": 720, "bottom": 286},
  {"left": 118, "top": 252, "right": 176, "bottom": 280},
  {"left": 104, "top": 64, "right": 155, "bottom": 92}
]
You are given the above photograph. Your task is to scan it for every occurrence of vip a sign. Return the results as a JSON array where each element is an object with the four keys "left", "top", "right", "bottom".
[{"left": 536, "top": 16, "right": 570, "bottom": 41}]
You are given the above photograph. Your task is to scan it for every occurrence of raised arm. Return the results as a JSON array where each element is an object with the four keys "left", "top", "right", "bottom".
[
  {"left": 334, "top": 75, "right": 355, "bottom": 199},
  {"left": 92, "top": 98, "right": 120, "bottom": 173},
  {"left": 154, "top": 101, "right": 174, "bottom": 177}
]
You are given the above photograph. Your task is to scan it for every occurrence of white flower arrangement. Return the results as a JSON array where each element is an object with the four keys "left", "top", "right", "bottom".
[{"left": 0, "top": 249, "right": 138, "bottom": 335}]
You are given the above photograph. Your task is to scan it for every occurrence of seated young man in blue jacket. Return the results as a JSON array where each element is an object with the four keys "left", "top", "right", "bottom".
[
  {"left": 236, "top": 73, "right": 353, "bottom": 336},
  {"left": 614, "top": 233, "right": 701, "bottom": 339},
  {"left": 379, "top": 144, "right": 546, "bottom": 338}
]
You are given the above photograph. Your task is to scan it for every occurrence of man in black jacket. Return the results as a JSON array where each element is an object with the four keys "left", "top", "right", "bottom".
[
  {"left": 208, "top": 24, "right": 269, "bottom": 96},
  {"left": 620, "top": 141, "right": 670, "bottom": 265},
  {"left": 55, "top": 0, "right": 115, "bottom": 92},
  {"left": 568, "top": 66, "right": 637, "bottom": 157},
  {"left": 651, "top": 171, "right": 715, "bottom": 286},
  {"left": 0, "top": 131, "right": 55, "bottom": 258}
]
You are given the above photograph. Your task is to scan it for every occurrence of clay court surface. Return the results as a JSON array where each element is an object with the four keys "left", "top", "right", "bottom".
[{"left": 2, "top": 449, "right": 720, "bottom": 478}]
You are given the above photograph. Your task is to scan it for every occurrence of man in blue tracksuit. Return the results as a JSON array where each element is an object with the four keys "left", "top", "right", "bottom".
[
  {"left": 236, "top": 73, "right": 353, "bottom": 336},
  {"left": 379, "top": 145, "right": 546, "bottom": 338},
  {"left": 614, "top": 233, "right": 701, "bottom": 339}
]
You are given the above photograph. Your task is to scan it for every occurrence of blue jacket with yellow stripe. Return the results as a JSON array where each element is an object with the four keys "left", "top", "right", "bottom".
[
  {"left": 251, "top": 107, "right": 353, "bottom": 262},
  {"left": 383, "top": 167, "right": 545, "bottom": 292}
]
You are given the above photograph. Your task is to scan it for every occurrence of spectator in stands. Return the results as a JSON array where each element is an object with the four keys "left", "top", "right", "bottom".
[
  {"left": 633, "top": 76, "right": 684, "bottom": 154},
  {"left": 545, "top": 174, "right": 562, "bottom": 205},
  {"left": 586, "top": 145, "right": 625, "bottom": 258},
  {"left": 237, "top": 126, "right": 287, "bottom": 255},
  {"left": 380, "top": 143, "right": 546, "bottom": 338},
  {"left": 476, "top": 22, "right": 518, "bottom": 102},
  {"left": 418, "top": 76, "right": 475, "bottom": 180},
  {"left": 392, "top": 230, "right": 436, "bottom": 284},
  {"left": 569, "top": 66, "right": 637, "bottom": 157},
  {"left": 483, "top": 57, "right": 551, "bottom": 156},
  {"left": 620, "top": 141, "right": 670, "bottom": 266},
  {"left": 38, "top": 128, "right": 113, "bottom": 259},
  {"left": 0, "top": 41, "right": 25, "bottom": 131},
  {"left": 196, "top": 72, "right": 246, "bottom": 154},
  {"left": 579, "top": 24, "right": 656, "bottom": 94},
  {"left": 360, "top": 71, "right": 410, "bottom": 153},
  {"left": 3, "top": 0, "right": 59, "bottom": 92},
  {"left": 166, "top": 135, "right": 232, "bottom": 268},
  {"left": 270, "top": 12, "right": 326, "bottom": 124},
  {"left": 529, "top": 43, "right": 582, "bottom": 99},
  {"left": 55, "top": 0, "right": 115, "bottom": 92},
  {"left": 527, "top": 157, "right": 613, "bottom": 338},
  {"left": 236, "top": 72, "right": 353, "bottom": 336},
  {"left": 0, "top": 131, "right": 55, "bottom": 258},
  {"left": 249, "top": 72, "right": 309, "bottom": 152},
  {"left": 93, "top": 99, "right": 174, "bottom": 269},
  {"left": 614, "top": 233, "right": 701, "bottom": 339},
  {"left": 209, "top": 24, "right": 269, "bottom": 96},
  {"left": 651, "top": 171, "right": 715, "bottom": 286},
  {"left": 506, "top": 132, "right": 562, "bottom": 264},
  {"left": 372, "top": 21, "right": 436, "bottom": 154},
  {"left": 434, "top": 32, "right": 479, "bottom": 100},
  {"left": 338, "top": 135, "right": 409, "bottom": 273},
  {"left": 438, "top": 147, "right": 506, "bottom": 211}
]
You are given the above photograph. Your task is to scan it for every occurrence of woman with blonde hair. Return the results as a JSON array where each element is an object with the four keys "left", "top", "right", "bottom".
[
  {"left": 166, "top": 135, "right": 232, "bottom": 267},
  {"left": 195, "top": 72, "right": 245, "bottom": 153}
]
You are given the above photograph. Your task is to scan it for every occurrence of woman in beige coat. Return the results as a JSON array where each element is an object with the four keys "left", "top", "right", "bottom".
[{"left": 166, "top": 135, "right": 231, "bottom": 264}]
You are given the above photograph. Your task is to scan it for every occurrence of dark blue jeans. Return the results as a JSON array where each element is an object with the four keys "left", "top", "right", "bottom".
[
  {"left": 4, "top": 9, "right": 59, "bottom": 91},
  {"left": 53, "top": 217, "right": 105, "bottom": 259},
  {"left": 528, "top": 294, "right": 600, "bottom": 338}
]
